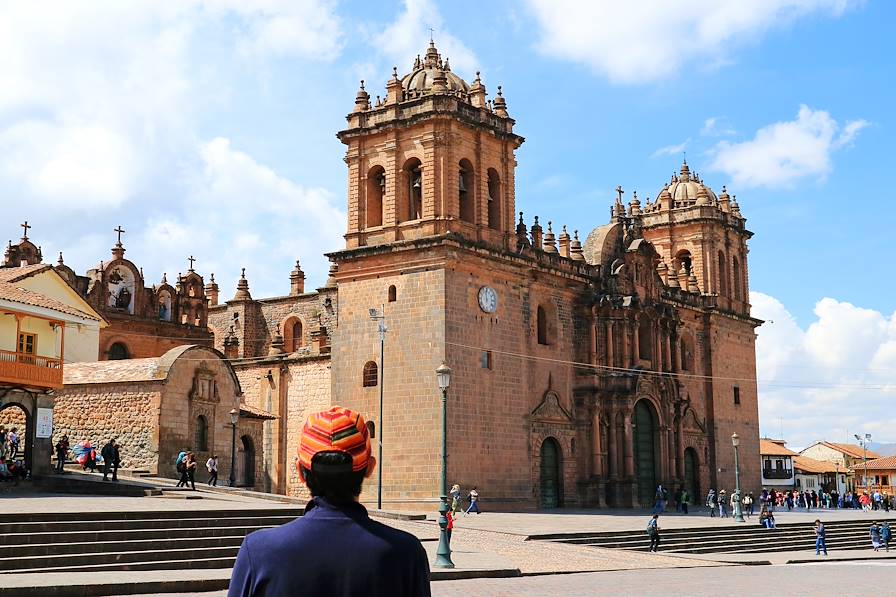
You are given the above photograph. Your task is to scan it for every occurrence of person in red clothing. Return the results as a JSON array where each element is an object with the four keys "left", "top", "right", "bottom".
[{"left": 446, "top": 510, "right": 454, "bottom": 542}]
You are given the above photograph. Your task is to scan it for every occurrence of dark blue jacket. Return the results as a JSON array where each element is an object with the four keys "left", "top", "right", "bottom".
[{"left": 228, "top": 497, "right": 431, "bottom": 597}]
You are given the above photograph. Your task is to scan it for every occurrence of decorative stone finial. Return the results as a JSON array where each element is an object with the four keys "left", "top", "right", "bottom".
[
  {"left": 57, "top": 252, "right": 64, "bottom": 266},
  {"left": 530, "top": 215, "right": 543, "bottom": 248},
  {"left": 290, "top": 259, "right": 306, "bottom": 296},
  {"left": 493, "top": 85, "right": 508, "bottom": 117},
  {"left": 325, "top": 262, "right": 338, "bottom": 288},
  {"left": 667, "top": 264, "right": 681, "bottom": 289},
  {"left": 570, "top": 230, "right": 585, "bottom": 261},
  {"left": 558, "top": 225, "right": 571, "bottom": 258},
  {"left": 233, "top": 268, "right": 252, "bottom": 301},
  {"left": 543, "top": 221, "right": 558, "bottom": 253},
  {"left": 515, "top": 212, "right": 530, "bottom": 250},
  {"left": 687, "top": 273, "right": 700, "bottom": 294},
  {"left": 354, "top": 80, "right": 370, "bottom": 112}
]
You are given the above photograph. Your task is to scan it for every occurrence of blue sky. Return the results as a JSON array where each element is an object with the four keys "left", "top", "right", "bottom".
[{"left": 2, "top": 1, "right": 894, "bottom": 447}]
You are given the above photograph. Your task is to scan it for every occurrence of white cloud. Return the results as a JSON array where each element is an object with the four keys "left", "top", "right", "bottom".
[
  {"left": 700, "top": 117, "right": 736, "bottom": 137},
  {"left": 370, "top": 0, "right": 479, "bottom": 81},
  {"left": 525, "top": 0, "right": 858, "bottom": 85},
  {"left": 708, "top": 105, "right": 868, "bottom": 189},
  {"left": 752, "top": 291, "right": 896, "bottom": 448},
  {"left": 651, "top": 139, "right": 690, "bottom": 159}
]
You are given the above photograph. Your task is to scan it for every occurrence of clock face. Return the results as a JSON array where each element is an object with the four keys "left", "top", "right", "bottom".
[{"left": 478, "top": 286, "right": 498, "bottom": 313}]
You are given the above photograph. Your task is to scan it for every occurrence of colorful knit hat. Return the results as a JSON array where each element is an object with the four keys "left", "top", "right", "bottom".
[{"left": 298, "top": 406, "right": 371, "bottom": 474}]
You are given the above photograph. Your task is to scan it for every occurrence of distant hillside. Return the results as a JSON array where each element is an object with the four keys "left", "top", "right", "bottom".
[{"left": 868, "top": 443, "right": 896, "bottom": 457}]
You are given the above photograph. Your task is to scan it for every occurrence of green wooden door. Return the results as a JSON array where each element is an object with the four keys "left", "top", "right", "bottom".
[
  {"left": 684, "top": 448, "right": 699, "bottom": 504},
  {"left": 539, "top": 438, "right": 561, "bottom": 508},
  {"left": 633, "top": 401, "right": 657, "bottom": 505}
]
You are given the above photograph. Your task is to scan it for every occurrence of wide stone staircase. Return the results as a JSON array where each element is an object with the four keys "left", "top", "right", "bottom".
[
  {"left": 0, "top": 507, "right": 302, "bottom": 575},
  {"left": 531, "top": 519, "right": 886, "bottom": 554}
]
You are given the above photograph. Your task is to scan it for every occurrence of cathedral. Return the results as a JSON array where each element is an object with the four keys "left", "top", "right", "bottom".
[{"left": 11, "top": 41, "right": 762, "bottom": 509}]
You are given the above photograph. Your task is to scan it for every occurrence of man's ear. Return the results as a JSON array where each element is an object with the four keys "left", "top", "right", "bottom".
[
  {"left": 297, "top": 460, "right": 307, "bottom": 484},
  {"left": 365, "top": 456, "right": 377, "bottom": 479}
]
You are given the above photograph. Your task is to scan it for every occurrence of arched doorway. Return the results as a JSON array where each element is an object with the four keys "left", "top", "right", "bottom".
[
  {"left": 684, "top": 448, "right": 699, "bottom": 504},
  {"left": 633, "top": 400, "right": 658, "bottom": 506},
  {"left": 539, "top": 437, "right": 562, "bottom": 508},
  {"left": 239, "top": 435, "right": 255, "bottom": 487},
  {"left": 0, "top": 403, "right": 31, "bottom": 472}
]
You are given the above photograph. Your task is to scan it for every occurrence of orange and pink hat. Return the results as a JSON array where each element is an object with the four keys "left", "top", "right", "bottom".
[{"left": 297, "top": 406, "right": 371, "bottom": 474}]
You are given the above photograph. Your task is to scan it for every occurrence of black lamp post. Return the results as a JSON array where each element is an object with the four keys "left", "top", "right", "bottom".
[
  {"left": 732, "top": 432, "right": 745, "bottom": 523},
  {"left": 434, "top": 362, "right": 454, "bottom": 569},
  {"left": 369, "top": 306, "right": 387, "bottom": 510},
  {"left": 229, "top": 408, "right": 238, "bottom": 487}
]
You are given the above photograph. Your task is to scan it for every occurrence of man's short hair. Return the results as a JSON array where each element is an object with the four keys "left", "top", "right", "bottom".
[{"left": 301, "top": 451, "right": 366, "bottom": 503}]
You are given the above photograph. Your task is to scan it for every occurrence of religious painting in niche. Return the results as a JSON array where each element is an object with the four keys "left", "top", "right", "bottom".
[
  {"left": 107, "top": 267, "right": 136, "bottom": 313},
  {"left": 158, "top": 290, "right": 173, "bottom": 321}
]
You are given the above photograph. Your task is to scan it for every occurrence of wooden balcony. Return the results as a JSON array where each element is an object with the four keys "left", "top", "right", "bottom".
[{"left": 0, "top": 349, "right": 63, "bottom": 390}]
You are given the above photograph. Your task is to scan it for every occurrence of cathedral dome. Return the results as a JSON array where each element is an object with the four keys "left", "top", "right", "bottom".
[
  {"left": 659, "top": 160, "right": 718, "bottom": 208},
  {"left": 401, "top": 40, "right": 470, "bottom": 96}
]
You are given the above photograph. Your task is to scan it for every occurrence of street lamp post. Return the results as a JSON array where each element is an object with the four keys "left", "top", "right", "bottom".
[
  {"left": 229, "top": 408, "right": 238, "bottom": 487},
  {"left": 731, "top": 432, "right": 745, "bottom": 523},
  {"left": 856, "top": 433, "right": 871, "bottom": 494},
  {"left": 369, "top": 306, "right": 387, "bottom": 511},
  {"left": 434, "top": 362, "right": 454, "bottom": 569}
]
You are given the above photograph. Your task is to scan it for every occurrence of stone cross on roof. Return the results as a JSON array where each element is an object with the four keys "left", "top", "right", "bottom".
[
  {"left": 20, "top": 221, "right": 30, "bottom": 240},
  {"left": 188, "top": 255, "right": 196, "bottom": 271},
  {"left": 114, "top": 226, "right": 125, "bottom": 245}
]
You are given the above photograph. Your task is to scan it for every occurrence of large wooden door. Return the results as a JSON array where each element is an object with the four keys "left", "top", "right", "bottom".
[
  {"left": 539, "top": 437, "right": 562, "bottom": 508},
  {"left": 684, "top": 448, "right": 699, "bottom": 504},
  {"left": 633, "top": 401, "right": 657, "bottom": 505}
]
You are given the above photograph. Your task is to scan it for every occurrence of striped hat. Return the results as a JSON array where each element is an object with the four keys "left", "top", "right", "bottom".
[{"left": 298, "top": 406, "right": 371, "bottom": 474}]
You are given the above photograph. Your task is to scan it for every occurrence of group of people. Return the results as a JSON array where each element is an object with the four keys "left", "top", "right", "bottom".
[
  {"left": 52, "top": 435, "right": 121, "bottom": 481},
  {"left": 760, "top": 487, "right": 892, "bottom": 512},
  {"left": 0, "top": 426, "right": 20, "bottom": 460},
  {"left": 174, "top": 451, "right": 219, "bottom": 490},
  {"left": 449, "top": 484, "right": 481, "bottom": 515},
  {"left": 705, "top": 488, "right": 753, "bottom": 518}
]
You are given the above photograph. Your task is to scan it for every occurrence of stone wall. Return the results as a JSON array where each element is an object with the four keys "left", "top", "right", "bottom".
[{"left": 53, "top": 384, "right": 161, "bottom": 472}]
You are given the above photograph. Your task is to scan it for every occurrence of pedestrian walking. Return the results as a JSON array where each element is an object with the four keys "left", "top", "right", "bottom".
[
  {"left": 707, "top": 489, "right": 717, "bottom": 517},
  {"left": 450, "top": 484, "right": 461, "bottom": 516},
  {"left": 446, "top": 510, "right": 454, "bottom": 542},
  {"left": 465, "top": 487, "right": 481, "bottom": 515},
  {"left": 719, "top": 490, "right": 729, "bottom": 518},
  {"left": 814, "top": 519, "right": 828, "bottom": 556},
  {"left": 176, "top": 450, "right": 189, "bottom": 487},
  {"left": 743, "top": 492, "right": 754, "bottom": 517},
  {"left": 653, "top": 484, "right": 666, "bottom": 515},
  {"left": 646, "top": 514, "right": 661, "bottom": 552},
  {"left": 206, "top": 455, "right": 219, "bottom": 486},
  {"left": 227, "top": 405, "right": 430, "bottom": 597},
  {"left": 871, "top": 522, "right": 882, "bottom": 551},
  {"left": 881, "top": 521, "right": 891, "bottom": 552},
  {"left": 8, "top": 428, "right": 19, "bottom": 459},
  {"left": 680, "top": 489, "right": 689, "bottom": 515},
  {"left": 100, "top": 438, "right": 118, "bottom": 482},
  {"left": 185, "top": 452, "right": 197, "bottom": 490},
  {"left": 55, "top": 435, "right": 69, "bottom": 474}
]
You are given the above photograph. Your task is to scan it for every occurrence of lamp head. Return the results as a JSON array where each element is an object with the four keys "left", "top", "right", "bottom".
[
  {"left": 436, "top": 361, "right": 452, "bottom": 391},
  {"left": 855, "top": 434, "right": 862, "bottom": 442},
  {"left": 368, "top": 308, "right": 379, "bottom": 319},
  {"left": 731, "top": 432, "right": 740, "bottom": 447},
  {"left": 229, "top": 408, "right": 239, "bottom": 425}
]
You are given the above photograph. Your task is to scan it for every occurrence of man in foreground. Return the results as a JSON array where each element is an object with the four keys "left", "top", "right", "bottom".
[{"left": 228, "top": 406, "right": 430, "bottom": 596}]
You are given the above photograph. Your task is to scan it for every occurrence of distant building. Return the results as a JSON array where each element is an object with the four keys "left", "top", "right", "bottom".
[
  {"left": 800, "top": 442, "right": 881, "bottom": 493},
  {"left": 759, "top": 438, "right": 796, "bottom": 490},
  {"left": 792, "top": 455, "right": 846, "bottom": 495},
  {"left": 850, "top": 455, "right": 896, "bottom": 496}
]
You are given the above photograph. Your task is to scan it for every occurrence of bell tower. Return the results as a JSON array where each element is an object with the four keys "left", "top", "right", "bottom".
[{"left": 337, "top": 41, "right": 524, "bottom": 250}]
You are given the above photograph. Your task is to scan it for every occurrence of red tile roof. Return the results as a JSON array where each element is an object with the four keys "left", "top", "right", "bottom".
[
  {"left": 0, "top": 282, "right": 100, "bottom": 321},
  {"left": 823, "top": 442, "right": 880, "bottom": 460},
  {"left": 760, "top": 439, "right": 797, "bottom": 456},
  {"left": 793, "top": 455, "right": 843, "bottom": 474},
  {"left": 850, "top": 455, "right": 896, "bottom": 471},
  {"left": 0, "top": 264, "right": 52, "bottom": 283}
]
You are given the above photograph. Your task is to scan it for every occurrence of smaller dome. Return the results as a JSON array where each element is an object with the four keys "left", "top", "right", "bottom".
[
  {"left": 400, "top": 41, "right": 470, "bottom": 97},
  {"left": 660, "top": 160, "right": 718, "bottom": 208}
]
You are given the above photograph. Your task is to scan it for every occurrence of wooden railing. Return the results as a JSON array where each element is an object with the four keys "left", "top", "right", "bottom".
[{"left": 0, "top": 349, "right": 63, "bottom": 389}]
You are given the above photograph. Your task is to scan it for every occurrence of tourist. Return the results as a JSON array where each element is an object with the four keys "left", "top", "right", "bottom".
[
  {"left": 449, "top": 484, "right": 461, "bottom": 516},
  {"left": 227, "top": 406, "right": 430, "bottom": 597},
  {"left": 101, "top": 438, "right": 119, "bottom": 482},
  {"left": 759, "top": 506, "right": 776, "bottom": 529},
  {"left": 707, "top": 489, "right": 717, "bottom": 517},
  {"left": 0, "top": 427, "right": 6, "bottom": 459},
  {"left": 719, "top": 489, "right": 728, "bottom": 518},
  {"left": 860, "top": 493, "right": 871, "bottom": 512},
  {"left": 742, "top": 492, "right": 753, "bottom": 518},
  {"left": 55, "top": 435, "right": 69, "bottom": 474},
  {"left": 445, "top": 509, "right": 454, "bottom": 542},
  {"left": 176, "top": 451, "right": 189, "bottom": 487},
  {"left": 206, "top": 455, "right": 219, "bottom": 486},
  {"left": 653, "top": 484, "right": 666, "bottom": 515},
  {"left": 465, "top": 487, "right": 481, "bottom": 515},
  {"left": 680, "top": 489, "right": 689, "bottom": 515},
  {"left": 8, "top": 428, "right": 19, "bottom": 459},
  {"left": 814, "top": 519, "right": 828, "bottom": 556},
  {"left": 0, "top": 458, "right": 12, "bottom": 481},
  {"left": 870, "top": 521, "right": 882, "bottom": 551},
  {"left": 646, "top": 514, "right": 661, "bottom": 552},
  {"left": 881, "top": 521, "right": 891, "bottom": 552},
  {"left": 185, "top": 452, "right": 197, "bottom": 490}
]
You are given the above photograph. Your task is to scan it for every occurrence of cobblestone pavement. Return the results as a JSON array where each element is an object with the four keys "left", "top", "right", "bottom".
[
  {"left": 0, "top": 489, "right": 298, "bottom": 513},
  {"left": 429, "top": 561, "right": 896, "bottom": 596},
  {"left": 385, "top": 518, "right": 722, "bottom": 574}
]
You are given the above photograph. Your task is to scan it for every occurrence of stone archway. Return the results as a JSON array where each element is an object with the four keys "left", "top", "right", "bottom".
[
  {"left": 239, "top": 435, "right": 255, "bottom": 487},
  {"left": 539, "top": 437, "right": 562, "bottom": 509},
  {"left": 0, "top": 402, "right": 31, "bottom": 472},
  {"left": 633, "top": 400, "right": 658, "bottom": 506}
]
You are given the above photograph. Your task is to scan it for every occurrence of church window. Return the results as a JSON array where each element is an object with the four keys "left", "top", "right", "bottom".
[
  {"left": 459, "top": 159, "right": 475, "bottom": 223},
  {"left": 675, "top": 250, "right": 692, "bottom": 277},
  {"left": 388, "top": 285, "right": 397, "bottom": 303},
  {"left": 717, "top": 251, "right": 728, "bottom": 296},
  {"left": 401, "top": 158, "right": 423, "bottom": 222},
  {"left": 366, "top": 166, "right": 385, "bottom": 228},
  {"left": 732, "top": 257, "right": 742, "bottom": 301},
  {"left": 680, "top": 336, "right": 693, "bottom": 372},
  {"left": 480, "top": 350, "right": 493, "bottom": 369},
  {"left": 283, "top": 318, "right": 303, "bottom": 352},
  {"left": 638, "top": 320, "right": 652, "bottom": 360},
  {"left": 733, "top": 386, "right": 741, "bottom": 405},
  {"left": 362, "top": 361, "right": 378, "bottom": 387},
  {"left": 487, "top": 169, "right": 501, "bottom": 230},
  {"left": 108, "top": 342, "right": 129, "bottom": 360},
  {"left": 195, "top": 415, "right": 208, "bottom": 451},
  {"left": 537, "top": 305, "right": 549, "bottom": 345}
]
